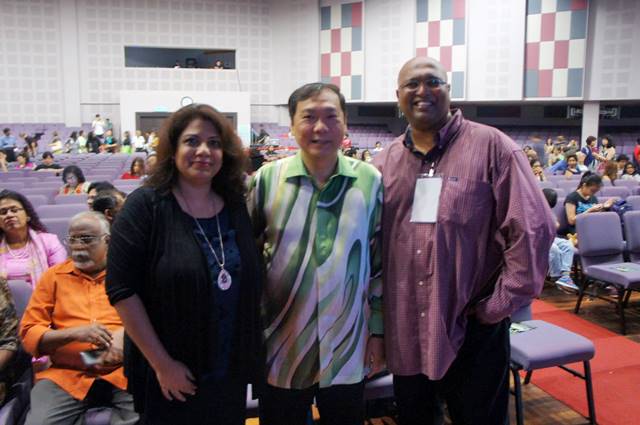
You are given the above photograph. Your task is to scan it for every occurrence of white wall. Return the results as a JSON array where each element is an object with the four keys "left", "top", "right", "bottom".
[
  {"left": 585, "top": 0, "right": 640, "bottom": 100},
  {"left": 364, "top": 0, "right": 415, "bottom": 102},
  {"left": 119, "top": 90, "right": 252, "bottom": 145},
  {"left": 0, "top": 0, "right": 65, "bottom": 123},
  {"left": 467, "top": 0, "right": 526, "bottom": 101}
]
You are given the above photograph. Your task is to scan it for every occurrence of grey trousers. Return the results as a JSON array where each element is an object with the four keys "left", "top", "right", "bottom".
[{"left": 25, "top": 379, "right": 139, "bottom": 425}]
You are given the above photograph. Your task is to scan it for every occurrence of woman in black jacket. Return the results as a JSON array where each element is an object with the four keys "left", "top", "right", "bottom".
[{"left": 106, "top": 104, "right": 264, "bottom": 424}]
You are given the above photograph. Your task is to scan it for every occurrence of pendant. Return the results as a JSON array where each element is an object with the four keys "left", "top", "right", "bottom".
[{"left": 217, "top": 268, "right": 232, "bottom": 291}]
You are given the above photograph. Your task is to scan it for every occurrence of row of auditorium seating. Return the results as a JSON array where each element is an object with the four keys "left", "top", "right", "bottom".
[{"left": 538, "top": 179, "right": 640, "bottom": 198}]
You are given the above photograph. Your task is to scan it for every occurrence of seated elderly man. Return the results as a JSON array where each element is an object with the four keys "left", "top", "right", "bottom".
[{"left": 20, "top": 212, "right": 138, "bottom": 425}]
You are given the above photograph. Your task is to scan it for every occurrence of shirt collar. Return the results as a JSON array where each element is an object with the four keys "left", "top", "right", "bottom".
[
  {"left": 283, "top": 151, "right": 358, "bottom": 180},
  {"left": 56, "top": 258, "right": 106, "bottom": 281},
  {"left": 403, "top": 109, "right": 464, "bottom": 157}
]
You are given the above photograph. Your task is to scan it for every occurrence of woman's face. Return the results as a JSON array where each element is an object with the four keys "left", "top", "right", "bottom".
[
  {"left": 17, "top": 156, "right": 26, "bottom": 165},
  {"left": 583, "top": 183, "right": 601, "bottom": 197},
  {"left": 602, "top": 138, "right": 609, "bottom": 147},
  {"left": 174, "top": 118, "right": 223, "bottom": 187},
  {"left": 532, "top": 161, "right": 543, "bottom": 174},
  {"left": 132, "top": 160, "right": 144, "bottom": 175},
  {"left": 0, "top": 198, "right": 29, "bottom": 234},
  {"left": 626, "top": 164, "right": 636, "bottom": 175},
  {"left": 65, "top": 172, "right": 78, "bottom": 188}
]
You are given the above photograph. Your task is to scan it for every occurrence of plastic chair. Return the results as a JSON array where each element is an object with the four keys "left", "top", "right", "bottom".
[
  {"left": 574, "top": 212, "right": 640, "bottom": 334},
  {"left": 626, "top": 195, "right": 640, "bottom": 211},
  {"left": 510, "top": 304, "right": 596, "bottom": 425}
]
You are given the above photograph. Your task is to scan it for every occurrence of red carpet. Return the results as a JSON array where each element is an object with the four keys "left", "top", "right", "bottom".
[{"left": 530, "top": 300, "right": 640, "bottom": 425}]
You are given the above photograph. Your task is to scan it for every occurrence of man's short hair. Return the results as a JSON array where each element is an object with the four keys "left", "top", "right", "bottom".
[
  {"left": 542, "top": 188, "right": 558, "bottom": 208},
  {"left": 585, "top": 136, "right": 596, "bottom": 145},
  {"left": 87, "top": 181, "right": 115, "bottom": 194},
  {"left": 69, "top": 211, "right": 110, "bottom": 235},
  {"left": 617, "top": 154, "right": 629, "bottom": 162},
  {"left": 287, "top": 82, "right": 346, "bottom": 120},
  {"left": 92, "top": 189, "right": 126, "bottom": 216},
  {"left": 3, "top": 128, "right": 10, "bottom": 134},
  {"left": 42, "top": 151, "right": 54, "bottom": 160}
]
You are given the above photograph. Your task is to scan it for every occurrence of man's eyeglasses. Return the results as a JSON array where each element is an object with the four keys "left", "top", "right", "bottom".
[
  {"left": 0, "top": 207, "right": 24, "bottom": 216},
  {"left": 64, "top": 234, "right": 108, "bottom": 246},
  {"left": 401, "top": 77, "right": 448, "bottom": 91}
]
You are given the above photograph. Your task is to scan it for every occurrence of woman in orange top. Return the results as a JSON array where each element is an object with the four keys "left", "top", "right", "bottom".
[
  {"left": 120, "top": 157, "right": 145, "bottom": 180},
  {"left": 59, "top": 165, "right": 91, "bottom": 195}
]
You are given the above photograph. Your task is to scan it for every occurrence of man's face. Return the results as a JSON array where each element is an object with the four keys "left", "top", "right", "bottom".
[
  {"left": 567, "top": 157, "right": 578, "bottom": 167},
  {"left": 67, "top": 217, "right": 109, "bottom": 275},
  {"left": 291, "top": 89, "right": 346, "bottom": 162},
  {"left": 43, "top": 156, "right": 53, "bottom": 165},
  {"left": 396, "top": 58, "right": 451, "bottom": 131}
]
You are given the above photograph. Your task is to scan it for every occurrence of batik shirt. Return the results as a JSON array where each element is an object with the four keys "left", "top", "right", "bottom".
[{"left": 249, "top": 152, "right": 383, "bottom": 389}]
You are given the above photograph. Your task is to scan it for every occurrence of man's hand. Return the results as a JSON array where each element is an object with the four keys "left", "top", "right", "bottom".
[
  {"left": 365, "top": 336, "right": 386, "bottom": 378},
  {"left": 72, "top": 323, "right": 113, "bottom": 349}
]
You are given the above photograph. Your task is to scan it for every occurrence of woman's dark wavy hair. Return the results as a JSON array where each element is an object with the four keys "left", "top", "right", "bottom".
[
  {"left": 0, "top": 190, "right": 47, "bottom": 237},
  {"left": 577, "top": 171, "right": 602, "bottom": 190},
  {"left": 144, "top": 104, "right": 247, "bottom": 204},
  {"left": 62, "top": 165, "right": 86, "bottom": 184},
  {"left": 129, "top": 157, "right": 145, "bottom": 176}
]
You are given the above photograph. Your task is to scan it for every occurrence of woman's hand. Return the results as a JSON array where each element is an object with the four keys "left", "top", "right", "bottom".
[{"left": 155, "top": 358, "right": 197, "bottom": 402}]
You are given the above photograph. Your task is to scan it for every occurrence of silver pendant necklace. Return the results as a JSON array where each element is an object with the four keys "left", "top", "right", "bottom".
[{"left": 178, "top": 189, "right": 232, "bottom": 291}]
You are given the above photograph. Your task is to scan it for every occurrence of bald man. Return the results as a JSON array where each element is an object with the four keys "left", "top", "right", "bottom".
[
  {"left": 21, "top": 212, "right": 138, "bottom": 425},
  {"left": 373, "top": 57, "right": 555, "bottom": 424}
]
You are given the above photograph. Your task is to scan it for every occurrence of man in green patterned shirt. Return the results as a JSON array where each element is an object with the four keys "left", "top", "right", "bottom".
[{"left": 249, "top": 83, "right": 384, "bottom": 425}]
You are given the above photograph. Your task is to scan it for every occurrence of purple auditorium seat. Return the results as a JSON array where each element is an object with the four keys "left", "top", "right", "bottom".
[
  {"left": 553, "top": 188, "right": 567, "bottom": 198},
  {"left": 627, "top": 195, "right": 640, "bottom": 211},
  {"left": 537, "top": 181, "right": 554, "bottom": 189},
  {"left": 8, "top": 280, "right": 32, "bottom": 319},
  {"left": 54, "top": 194, "right": 88, "bottom": 205},
  {"left": 0, "top": 182, "right": 26, "bottom": 191},
  {"left": 510, "top": 304, "right": 596, "bottom": 425},
  {"left": 41, "top": 218, "right": 71, "bottom": 247},
  {"left": 36, "top": 204, "right": 87, "bottom": 219},
  {"left": 598, "top": 186, "right": 630, "bottom": 199},
  {"left": 18, "top": 188, "right": 57, "bottom": 202},
  {"left": 557, "top": 180, "right": 579, "bottom": 193},
  {"left": 615, "top": 180, "right": 639, "bottom": 191},
  {"left": 624, "top": 211, "right": 640, "bottom": 263},
  {"left": 24, "top": 194, "right": 48, "bottom": 209},
  {"left": 574, "top": 212, "right": 640, "bottom": 334}
]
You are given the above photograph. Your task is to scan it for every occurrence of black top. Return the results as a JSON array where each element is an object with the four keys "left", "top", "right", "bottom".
[
  {"left": 563, "top": 191, "right": 598, "bottom": 234},
  {"left": 106, "top": 187, "right": 265, "bottom": 413},
  {"left": 193, "top": 210, "right": 241, "bottom": 381},
  {"left": 34, "top": 163, "right": 62, "bottom": 171}
]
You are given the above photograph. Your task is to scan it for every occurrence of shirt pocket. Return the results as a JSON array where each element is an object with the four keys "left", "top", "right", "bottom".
[{"left": 438, "top": 177, "right": 493, "bottom": 226}]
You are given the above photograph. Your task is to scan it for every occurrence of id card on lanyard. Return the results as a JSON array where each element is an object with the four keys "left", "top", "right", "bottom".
[{"left": 410, "top": 166, "right": 442, "bottom": 224}]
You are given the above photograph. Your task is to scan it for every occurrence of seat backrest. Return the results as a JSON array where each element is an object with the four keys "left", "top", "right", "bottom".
[
  {"left": 624, "top": 211, "right": 640, "bottom": 263},
  {"left": 576, "top": 212, "right": 625, "bottom": 268},
  {"left": 7, "top": 280, "right": 33, "bottom": 319},
  {"left": 36, "top": 203, "right": 87, "bottom": 219},
  {"left": 54, "top": 194, "right": 88, "bottom": 205},
  {"left": 600, "top": 186, "right": 631, "bottom": 199},
  {"left": 627, "top": 195, "right": 640, "bottom": 211},
  {"left": 41, "top": 218, "right": 72, "bottom": 249}
]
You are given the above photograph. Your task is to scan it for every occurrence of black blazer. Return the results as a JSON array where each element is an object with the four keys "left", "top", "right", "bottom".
[{"left": 107, "top": 187, "right": 264, "bottom": 412}]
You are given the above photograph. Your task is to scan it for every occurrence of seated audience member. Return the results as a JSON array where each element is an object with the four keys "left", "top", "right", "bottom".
[
  {"left": 77, "top": 131, "right": 88, "bottom": 154},
  {"left": 542, "top": 189, "right": 577, "bottom": 291},
  {"left": 120, "top": 157, "right": 145, "bottom": 180},
  {"left": 0, "top": 277, "right": 29, "bottom": 406},
  {"left": 87, "top": 182, "right": 116, "bottom": 210},
  {"left": 617, "top": 154, "right": 630, "bottom": 176},
  {"left": 91, "top": 189, "right": 126, "bottom": 224},
  {"left": 65, "top": 132, "right": 79, "bottom": 154},
  {"left": 144, "top": 153, "right": 157, "bottom": 176},
  {"left": 530, "top": 159, "right": 546, "bottom": 182},
  {"left": 621, "top": 162, "right": 640, "bottom": 183},
  {"left": 360, "top": 149, "right": 372, "bottom": 163},
  {"left": 15, "top": 153, "right": 34, "bottom": 170},
  {"left": 547, "top": 145, "right": 564, "bottom": 167},
  {"left": 635, "top": 138, "right": 640, "bottom": 167},
  {"left": 34, "top": 151, "right": 63, "bottom": 172},
  {"left": 0, "top": 190, "right": 67, "bottom": 286},
  {"left": 48, "top": 132, "right": 64, "bottom": 155},
  {"left": 213, "top": 59, "right": 224, "bottom": 69},
  {"left": 103, "top": 130, "right": 119, "bottom": 153},
  {"left": 133, "top": 130, "right": 146, "bottom": 152},
  {"left": 20, "top": 212, "right": 138, "bottom": 425},
  {"left": 87, "top": 132, "right": 102, "bottom": 154},
  {"left": 59, "top": 165, "right": 91, "bottom": 195},
  {"left": 564, "top": 172, "right": 615, "bottom": 235},
  {"left": 0, "top": 152, "right": 7, "bottom": 173},
  {"left": 601, "top": 161, "right": 619, "bottom": 185},
  {"left": 120, "top": 131, "right": 132, "bottom": 154},
  {"left": 0, "top": 128, "right": 17, "bottom": 149},
  {"left": 373, "top": 141, "right": 383, "bottom": 153},
  {"left": 564, "top": 154, "right": 582, "bottom": 178},
  {"left": 575, "top": 151, "right": 589, "bottom": 173}
]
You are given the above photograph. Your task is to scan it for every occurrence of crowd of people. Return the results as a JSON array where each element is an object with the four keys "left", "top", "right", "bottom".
[{"left": 0, "top": 55, "right": 636, "bottom": 425}]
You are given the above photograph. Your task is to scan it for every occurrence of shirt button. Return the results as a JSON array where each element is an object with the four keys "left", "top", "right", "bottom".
[
  {"left": 416, "top": 249, "right": 422, "bottom": 254},
  {"left": 418, "top": 281, "right": 424, "bottom": 286},
  {"left": 420, "top": 312, "right": 426, "bottom": 318}
]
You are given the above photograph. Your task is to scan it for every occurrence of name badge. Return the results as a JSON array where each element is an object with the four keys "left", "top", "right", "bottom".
[{"left": 410, "top": 176, "right": 442, "bottom": 223}]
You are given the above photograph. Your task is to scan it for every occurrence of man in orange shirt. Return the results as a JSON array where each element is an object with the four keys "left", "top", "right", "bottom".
[{"left": 20, "top": 212, "right": 138, "bottom": 425}]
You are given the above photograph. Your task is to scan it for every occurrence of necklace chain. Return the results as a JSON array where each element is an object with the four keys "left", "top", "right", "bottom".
[
  {"left": 6, "top": 239, "right": 29, "bottom": 259},
  {"left": 178, "top": 189, "right": 225, "bottom": 269}
]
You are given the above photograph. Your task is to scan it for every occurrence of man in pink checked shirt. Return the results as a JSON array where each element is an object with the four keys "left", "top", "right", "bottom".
[{"left": 373, "top": 57, "right": 555, "bottom": 425}]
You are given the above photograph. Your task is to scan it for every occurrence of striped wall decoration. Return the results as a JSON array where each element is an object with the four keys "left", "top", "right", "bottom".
[
  {"left": 320, "top": 2, "right": 364, "bottom": 101},
  {"left": 415, "top": 0, "right": 467, "bottom": 99},
  {"left": 524, "top": 0, "right": 589, "bottom": 98}
]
